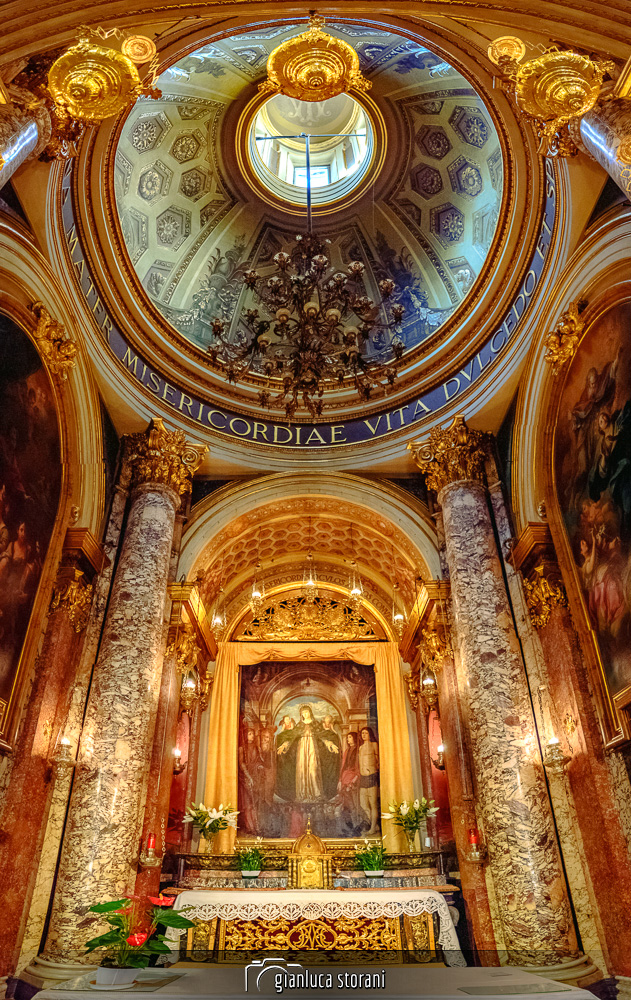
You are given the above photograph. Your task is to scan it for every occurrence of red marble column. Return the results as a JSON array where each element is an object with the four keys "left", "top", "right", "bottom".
[
  {"left": 414, "top": 699, "right": 437, "bottom": 846},
  {"left": 0, "top": 534, "right": 104, "bottom": 976}
]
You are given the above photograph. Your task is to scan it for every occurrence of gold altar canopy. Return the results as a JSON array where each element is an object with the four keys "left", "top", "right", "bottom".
[{"left": 204, "top": 642, "right": 414, "bottom": 852}]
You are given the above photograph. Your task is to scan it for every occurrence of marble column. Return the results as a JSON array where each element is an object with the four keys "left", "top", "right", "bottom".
[
  {"left": 410, "top": 416, "right": 578, "bottom": 967},
  {"left": 0, "top": 533, "right": 104, "bottom": 976},
  {"left": 0, "top": 92, "right": 51, "bottom": 188},
  {"left": 44, "top": 419, "right": 206, "bottom": 959},
  {"left": 578, "top": 100, "right": 631, "bottom": 200},
  {"left": 512, "top": 524, "right": 631, "bottom": 977}
]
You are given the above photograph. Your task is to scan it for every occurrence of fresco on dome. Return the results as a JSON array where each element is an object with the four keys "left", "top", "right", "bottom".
[
  {"left": 0, "top": 314, "right": 60, "bottom": 712},
  {"left": 238, "top": 660, "right": 380, "bottom": 840},
  {"left": 555, "top": 301, "right": 631, "bottom": 700}
]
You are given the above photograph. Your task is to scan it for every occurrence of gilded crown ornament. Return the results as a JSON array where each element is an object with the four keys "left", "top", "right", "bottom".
[
  {"left": 127, "top": 418, "right": 207, "bottom": 497},
  {"left": 544, "top": 300, "right": 585, "bottom": 376},
  {"left": 259, "top": 15, "right": 370, "bottom": 102},
  {"left": 408, "top": 415, "right": 489, "bottom": 496},
  {"left": 29, "top": 301, "right": 77, "bottom": 380},
  {"left": 47, "top": 36, "right": 158, "bottom": 124},
  {"left": 491, "top": 37, "right": 614, "bottom": 156}
]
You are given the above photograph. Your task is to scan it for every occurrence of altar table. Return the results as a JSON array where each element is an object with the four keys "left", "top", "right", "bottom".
[{"left": 165, "top": 888, "right": 465, "bottom": 967}]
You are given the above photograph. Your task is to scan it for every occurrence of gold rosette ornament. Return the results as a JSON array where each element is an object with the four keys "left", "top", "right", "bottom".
[
  {"left": 121, "top": 35, "right": 157, "bottom": 65},
  {"left": 48, "top": 38, "right": 148, "bottom": 122},
  {"left": 259, "top": 15, "right": 370, "bottom": 102}
]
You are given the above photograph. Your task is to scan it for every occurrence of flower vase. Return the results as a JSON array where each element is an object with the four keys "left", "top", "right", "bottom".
[
  {"left": 199, "top": 833, "right": 215, "bottom": 854},
  {"left": 405, "top": 830, "right": 417, "bottom": 854}
]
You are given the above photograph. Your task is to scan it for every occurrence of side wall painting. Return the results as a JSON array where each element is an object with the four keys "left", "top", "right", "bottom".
[
  {"left": 238, "top": 660, "right": 380, "bottom": 840},
  {"left": 0, "top": 313, "right": 60, "bottom": 726},
  {"left": 554, "top": 300, "right": 631, "bottom": 710}
]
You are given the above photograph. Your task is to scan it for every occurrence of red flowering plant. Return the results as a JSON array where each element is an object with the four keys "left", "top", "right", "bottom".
[{"left": 84, "top": 895, "right": 194, "bottom": 968}]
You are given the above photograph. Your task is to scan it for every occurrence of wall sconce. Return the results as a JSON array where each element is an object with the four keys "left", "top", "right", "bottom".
[
  {"left": 139, "top": 832, "right": 162, "bottom": 869},
  {"left": 180, "top": 676, "right": 197, "bottom": 713},
  {"left": 421, "top": 673, "right": 439, "bottom": 712},
  {"left": 172, "top": 746, "right": 186, "bottom": 775},
  {"left": 542, "top": 736, "right": 571, "bottom": 776},
  {"left": 432, "top": 743, "right": 445, "bottom": 770},
  {"left": 50, "top": 736, "right": 76, "bottom": 773}
]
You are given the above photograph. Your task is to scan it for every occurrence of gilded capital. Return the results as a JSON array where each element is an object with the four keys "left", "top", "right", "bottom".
[
  {"left": 49, "top": 569, "right": 94, "bottom": 633},
  {"left": 127, "top": 418, "right": 207, "bottom": 498},
  {"left": 408, "top": 415, "right": 490, "bottom": 495}
]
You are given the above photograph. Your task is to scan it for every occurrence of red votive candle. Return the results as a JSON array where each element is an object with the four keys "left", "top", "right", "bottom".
[
  {"left": 468, "top": 829, "right": 479, "bottom": 845},
  {"left": 146, "top": 832, "right": 156, "bottom": 850}
]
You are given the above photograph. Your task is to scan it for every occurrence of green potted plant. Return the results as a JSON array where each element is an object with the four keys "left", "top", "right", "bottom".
[
  {"left": 354, "top": 839, "right": 386, "bottom": 877},
  {"left": 85, "top": 894, "right": 194, "bottom": 986},
  {"left": 384, "top": 797, "right": 439, "bottom": 852},
  {"left": 182, "top": 802, "right": 239, "bottom": 853},
  {"left": 236, "top": 839, "right": 265, "bottom": 879}
]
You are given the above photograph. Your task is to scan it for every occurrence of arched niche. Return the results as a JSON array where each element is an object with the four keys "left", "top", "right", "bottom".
[
  {"left": 0, "top": 220, "right": 106, "bottom": 750},
  {"left": 511, "top": 206, "right": 631, "bottom": 745}
]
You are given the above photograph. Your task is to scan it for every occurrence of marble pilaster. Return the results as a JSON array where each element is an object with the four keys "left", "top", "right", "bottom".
[
  {"left": 0, "top": 531, "right": 104, "bottom": 977},
  {"left": 44, "top": 420, "right": 206, "bottom": 959},
  {"left": 410, "top": 417, "right": 579, "bottom": 967}
]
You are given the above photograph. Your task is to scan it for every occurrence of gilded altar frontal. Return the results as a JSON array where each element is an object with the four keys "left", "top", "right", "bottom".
[{"left": 0, "top": 1, "right": 630, "bottom": 993}]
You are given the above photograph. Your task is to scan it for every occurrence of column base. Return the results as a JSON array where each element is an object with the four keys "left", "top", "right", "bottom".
[
  {"left": 19, "top": 956, "right": 97, "bottom": 991},
  {"left": 616, "top": 976, "right": 631, "bottom": 1000},
  {"left": 523, "top": 954, "right": 602, "bottom": 988}
]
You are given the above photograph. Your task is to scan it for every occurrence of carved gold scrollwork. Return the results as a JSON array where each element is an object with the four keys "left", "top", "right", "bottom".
[
  {"left": 544, "top": 301, "right": 585, "bottom": 376},
  {"left": 522, "top": 564, "right": 568, "bottom": 629},
  {"left": 491, "top": 39, "right": 614, "bottom": 156},
  {"left": 166, "top": 623, "right": 201, "bottom": 676},
  {"left": 238, "top": 594, "right": 376, "bottom": 641},
  {"left": 404, "top": 671, "right": 420, "bottom": 710},
  {"left": 221, "top": 915, "right": 401, "bottom": 952},
  {"left": 127, "top": 418, "right": 207, "bottom": 498},
  {"left": 419, "top": 627, "right": 450, "bottom": 671},
  {"left": 29, "top": 301, "right": 77, "bottom": 380},
  {"left": 259, "top": 15, "right": 370, "bottom": 102},
  {"left": 49, "top": 569, "right": 94, "bottom": 633},
  {"left": 408, "top": 415, "right": 490, "bottom": 496}
]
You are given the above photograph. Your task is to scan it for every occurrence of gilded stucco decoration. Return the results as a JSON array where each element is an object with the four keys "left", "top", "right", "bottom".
[
  {"left": 259, "top": 15, "right": 370, "bottom": 102},
  {"left": 419, "top": 626, "right": 450, "bottom": 672},
  {"left": 167, "top": 623, "right": 202, "bottom": 675},
  {"left": 29, "top": 301, "right": 77, "bottom": 380},
  {"left": 491, "top": 39, "right": 614, "bottom": 155},
  {"left": 544, "top": 300, "right": 585, "bottom": 376},
  {"left": 408, "top": 415, "right": 489, "bottom": 495},
  {"left": 522, "top": 565, "right": 568, "bottom": 629},
  {"left": 238, "top": 594, "right": 377, "bottom": 641},
  {"left": 49, "top": 570, "right": 94, "bottom": 633},
  {"left": 127, "top": 417, "right": 207, "bottom": 496},
  {"left": 47, "top": 37, "right": 157, "bottom": 123}
]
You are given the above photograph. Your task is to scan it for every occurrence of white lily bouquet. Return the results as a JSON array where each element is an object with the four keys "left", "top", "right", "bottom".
[
  {"left": 183, "top": 802, "right": 239, "bottom": 849},
  {"left": 383, "top": 797, "right": 439, "bottom": 852}
]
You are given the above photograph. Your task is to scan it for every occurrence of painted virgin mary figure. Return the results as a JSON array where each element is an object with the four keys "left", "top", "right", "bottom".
[{"left": 275, "top": 704, "right": 340, "bottom": 803}]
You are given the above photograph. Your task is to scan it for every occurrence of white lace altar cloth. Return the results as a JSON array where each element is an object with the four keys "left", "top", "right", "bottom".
[{"left": 166, "top": 888, "right": 466, "bottom": 967}]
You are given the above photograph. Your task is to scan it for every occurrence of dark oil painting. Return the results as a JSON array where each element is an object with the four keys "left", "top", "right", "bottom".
[
  {"left": 0, "top": 314, "right": 60, "bottom": 713},
  {"left": 555, "top": 300, "right": 631, "bottom": 700},
  {"left": 238, "top": 660, "right": 380, "bottom": 840}
]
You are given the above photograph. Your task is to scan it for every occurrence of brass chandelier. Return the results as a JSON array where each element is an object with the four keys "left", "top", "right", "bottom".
[{"left": 207, "top": 233, "right": 405, "bottom": 420}]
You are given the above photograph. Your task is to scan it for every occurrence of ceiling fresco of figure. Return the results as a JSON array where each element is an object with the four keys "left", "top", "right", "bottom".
[{"left": 113, "top": 22, "right": 503, "bottom": 415}]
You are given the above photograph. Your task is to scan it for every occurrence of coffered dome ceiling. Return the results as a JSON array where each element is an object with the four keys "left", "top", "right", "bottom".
[{"left": 113, "top": 21, "right": 504, "bottom": 420}]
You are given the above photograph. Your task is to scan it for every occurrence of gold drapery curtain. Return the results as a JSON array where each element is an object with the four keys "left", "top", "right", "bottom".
[{"left": 204, "top": 642, "right": 414, "bottom": 853}]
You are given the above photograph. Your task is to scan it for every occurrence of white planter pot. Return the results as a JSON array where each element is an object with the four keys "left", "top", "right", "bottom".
[
  {"left": 241, "top": 869, "right": 261, "bottom": 878},
  {"left": 96, "top": 968, "right": 138, "bottom": 987},
  {"left": 364, "top": 869, "right": 384, "bottom": 878}
]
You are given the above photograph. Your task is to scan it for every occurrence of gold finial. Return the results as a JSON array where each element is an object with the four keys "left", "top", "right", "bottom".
[
  {"left": 259, "top": 16, "right": 371, "bottom": 102},
  {"left": 408, "top": 415, "right": 489, "bottom": 496}
]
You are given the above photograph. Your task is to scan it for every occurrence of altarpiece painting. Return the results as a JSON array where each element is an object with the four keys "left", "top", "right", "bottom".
[
  {"left": 238, "top": 660, "right": 380, "bottom": 840},
  {"left": 555, "top": 300, "right": 631, "bottom": 706},
  {"left": 0, "top": 314, "right": 60, "bottom": 721}
]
